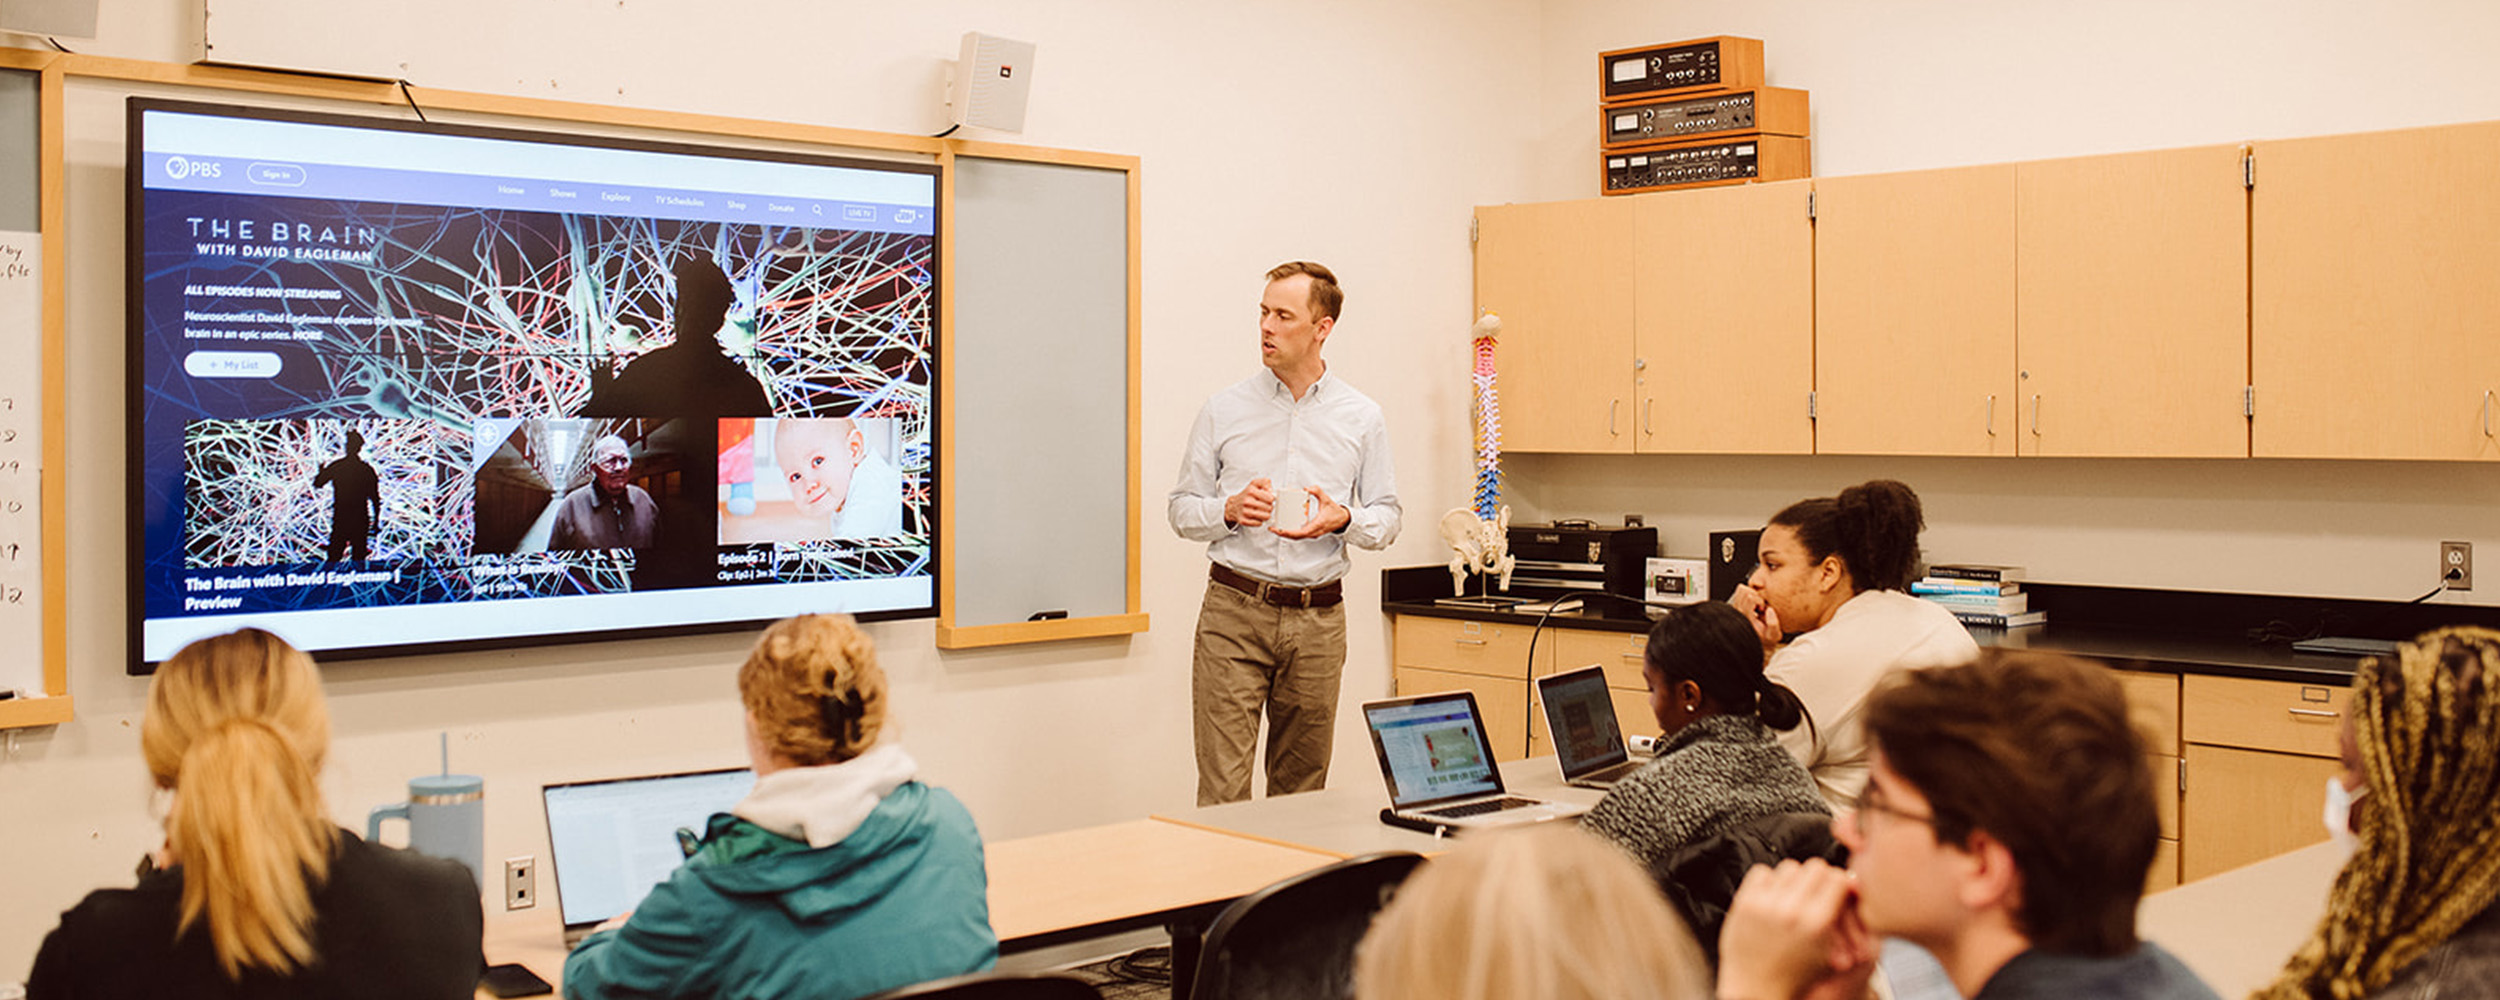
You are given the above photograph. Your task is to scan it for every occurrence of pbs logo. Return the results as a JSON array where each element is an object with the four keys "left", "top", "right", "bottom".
[{"left": 164, "top": 156, "right": 221, "bottom": 181}]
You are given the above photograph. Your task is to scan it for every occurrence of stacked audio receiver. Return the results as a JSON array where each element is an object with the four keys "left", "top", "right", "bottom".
[{"left": 1598, "top": 36, "right": 1811, "bottom": 196}]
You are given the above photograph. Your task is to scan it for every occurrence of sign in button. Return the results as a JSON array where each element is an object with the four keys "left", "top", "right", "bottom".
[
  {"left": 247, "top": 163, "right": 307, "bottom": 186},
  {"left": 184, "top": 351, "right": 285, "bottom": 379}
]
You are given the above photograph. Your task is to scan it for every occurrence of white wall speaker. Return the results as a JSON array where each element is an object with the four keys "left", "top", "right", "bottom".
[
  {"left": 0, "top": 0, "right": 99, "bottom": 39},
  {"left": 948, "top": 32, "right": 1036, "bottom": 134}
]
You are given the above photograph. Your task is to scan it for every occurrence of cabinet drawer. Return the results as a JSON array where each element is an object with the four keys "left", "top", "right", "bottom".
[
  {"left": 2148, "top": 838, "right": 2181, "bottom": 893},
  {"left": 2117, "top": 669, "right": 2181, "bottom": 755},
  {"left": 1395, "top": 666, "right": 1530, "bottom": 761},
  {"left": 2182, "top": 674, "right": 2350, "bottom": 758},
  {"left": 1551, "top": 628, "right": 1648, "bottom": 690},
  {"left": 1393, "top": 616, "right": 1549, "bottom": 679}
]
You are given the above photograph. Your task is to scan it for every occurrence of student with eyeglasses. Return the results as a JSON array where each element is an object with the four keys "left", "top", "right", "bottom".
[{"left": 1714, "top": 649, "right": 2219, "bottom": 1000}]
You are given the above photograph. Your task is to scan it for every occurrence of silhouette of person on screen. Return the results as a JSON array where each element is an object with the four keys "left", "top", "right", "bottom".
[
  {"left": 312, "top": 430, "right": 381, "bottom": 563},
  {"left": 582, "top": 253, "right": 773, "bottom": 419}
]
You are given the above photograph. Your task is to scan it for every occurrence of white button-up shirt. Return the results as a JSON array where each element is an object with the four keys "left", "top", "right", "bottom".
[{"left": 1167, "top": 370, "right": 1401, "bottom": 587}]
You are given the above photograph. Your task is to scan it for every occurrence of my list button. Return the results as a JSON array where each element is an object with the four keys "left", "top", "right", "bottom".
[{"left": 247, "top": 163, "right": 307, "bottom": 187}]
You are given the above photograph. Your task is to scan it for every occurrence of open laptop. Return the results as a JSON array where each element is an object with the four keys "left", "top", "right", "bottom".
[
  {"left": 1536, "top": 665, "right": 1646, "bottom": 789},
  {"left": 1362, "top": 691, "right": 1588, "bottom": 833},
  {"left": 541, "top": 767, "right": 756, "bottom": 948}
]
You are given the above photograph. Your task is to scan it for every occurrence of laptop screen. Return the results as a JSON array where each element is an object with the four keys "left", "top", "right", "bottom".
[
  {"left": 542, "top": 767, "right": 756, "bottom": 929},
  {"left": 1538, "top": 667, "right": 1630, "bottom": 777},
  {"left": 1363, "top": 693, "right": 1504, "bottom": 808}
]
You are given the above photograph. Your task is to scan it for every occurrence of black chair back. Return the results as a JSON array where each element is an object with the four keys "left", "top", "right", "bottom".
[
  {"left": 1653, "top": 810, "right": 1848, "bottom": 963},
  {"left": 1188, "top": 850, "right": 1428, "bottom": 1000},
  {"left": 857, "top": 970, "right": 1105, "bottom": 1000}
]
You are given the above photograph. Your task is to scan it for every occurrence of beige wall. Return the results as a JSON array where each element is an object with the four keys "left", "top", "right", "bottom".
[
  {"left": 7, "top": 0, "right": 2500, "bottom": 980},
  {"left": 1506, "top": 0, "right": 2500, "bottom": 600},
  {"left": 0, "top": 0, "right": 1533, "bottom": 972}
]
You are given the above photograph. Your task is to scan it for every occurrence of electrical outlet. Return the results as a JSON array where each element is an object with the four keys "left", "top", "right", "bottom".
[
  {"left": 505, "top": 856, "right": 537, "bottom": 911},
  {"left": 2443, "top": 541, "right": 2473, "bottom": 591}
]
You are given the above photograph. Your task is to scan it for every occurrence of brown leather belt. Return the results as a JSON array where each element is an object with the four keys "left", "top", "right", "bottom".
[{"left": 1210, "top": 563, "right": 1343, "bottom": 609}]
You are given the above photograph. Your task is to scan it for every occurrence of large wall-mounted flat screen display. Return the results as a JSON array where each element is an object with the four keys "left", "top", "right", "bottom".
[{"left": 127, "top": 98, "right": 939, "bottom": 671}]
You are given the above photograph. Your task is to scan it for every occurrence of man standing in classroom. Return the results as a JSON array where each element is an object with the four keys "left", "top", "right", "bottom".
[{"left": 1168, "top": 261, "right": 1402, "bottom": 806}]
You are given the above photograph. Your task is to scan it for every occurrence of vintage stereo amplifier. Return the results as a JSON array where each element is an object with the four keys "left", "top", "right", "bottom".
[
  {"left": 1603, "top": 135, "right": 1812, "bottom": 196},
  {"left": 1502, "top": 522, "right": 1658, "bottom": 603},
  {"left": 1599, "top": 36, "right": 1764, "bottom": 103},
  {"left": 1601, "top": 87, "right": 1809, "bottom": 149}
]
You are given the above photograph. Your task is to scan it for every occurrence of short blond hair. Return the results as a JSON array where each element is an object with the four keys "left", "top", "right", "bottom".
[
  {"left": 739, "top": 614, "right": 888, "bottom": 765},
  {"left": 1354, "top": 825, "right": 1709, "bottom": 1000},
  {"left": 143, "top": 628, "right": 338, "bottom": 978}
]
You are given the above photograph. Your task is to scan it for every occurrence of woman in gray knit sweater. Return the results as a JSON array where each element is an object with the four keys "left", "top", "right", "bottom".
[{"left": 1581, "top": 602, "right": 1830, "bottom": 871}]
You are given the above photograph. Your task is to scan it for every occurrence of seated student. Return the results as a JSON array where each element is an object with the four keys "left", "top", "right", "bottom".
[
  {"left": 1581, "top": 601, "right": 1829, "bottom": 873},
  {"left": 1716, "top": 649, "right": 2218, "bottom": 1000},
  {"left": 1355, "top": 824, "right": 1711, "bottom": 1000},
  {"left": 28, "top": 629, "right": 482, "bottom": 1000},
  {"left": 2256, "top": 626, "right": 2500, "bottom": 999},
  {"left": 1732, "top": 479, "right": 1978, "bottom": 807},
  {"left": 563, "top": 614, "right": 995, "bottom": 1000}
]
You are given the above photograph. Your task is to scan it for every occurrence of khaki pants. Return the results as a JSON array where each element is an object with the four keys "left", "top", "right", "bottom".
[{"left": 1192, "top": 580, "right": 1347, "bottom": 806}]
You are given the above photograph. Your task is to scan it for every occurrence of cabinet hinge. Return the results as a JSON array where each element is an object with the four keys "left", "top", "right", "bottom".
[
  {"left": 1806, "top": 190, "right": 1817, "bottom": 221},
  {"left": 1469, "top": 216, "right": 1479, "bottom": 245},
  {"left": 2243, "top": 385, "right": 2256, "bottom": 417},
  {"left": 1807, "top": 390, "right": 1818, "bottom": 421},
  {"left": 2243, "top": 151, "right": 2255, "bottom": 190}
]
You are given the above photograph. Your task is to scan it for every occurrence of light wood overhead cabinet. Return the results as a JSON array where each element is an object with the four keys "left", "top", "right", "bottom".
[
  {"left": 2251, "top": 120, "right": 2500, "bottom": 460},
  {"left": 1813, "top": 164, "right": 2019, "bottom": 456},
  {"left": 2015, "top": 145, "right": 2251, "bottom": 458},
  {"left": 1475, "top": 199, "right": 1637, "bottom": 453},
  {"left": 1631, "top": 179, "right": 1816, "bottom": 454}
]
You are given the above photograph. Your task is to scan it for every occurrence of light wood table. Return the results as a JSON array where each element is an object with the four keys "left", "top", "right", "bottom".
[
  {"left": 2139, "top": 841, "right": 2342, "bottom": 995},
  {"left": 1152, "top": 755, "right": 1608, "bottom": 859}
]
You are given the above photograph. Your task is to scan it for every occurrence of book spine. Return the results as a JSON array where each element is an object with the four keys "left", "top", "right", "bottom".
[
  {"left": 1926, "top": 565, "right": 2026, "bottom": 582},
  {"left": 1911, "top": 580, "right": 2021, "bottom": 596},
  {"left": 1952, "top": 610, "right": 2047, "bottom": 628},
  {"left": 1919, "top": 593, "right": 2029, "bottom": 613}
]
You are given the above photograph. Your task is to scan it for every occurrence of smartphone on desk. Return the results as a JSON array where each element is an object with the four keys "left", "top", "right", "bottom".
[{"left": 480, "top": 962, "right": 553, "bottom": 998}]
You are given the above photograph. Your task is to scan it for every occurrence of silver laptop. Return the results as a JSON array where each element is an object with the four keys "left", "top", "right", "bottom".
[
  {"left": 1362, "top": 691, "right": 1588, "bottom": 833},
  {"left": 1537, "top": 665, "right": 1645, "bottom": 789},
  {"left": 541, "top": 767, "right": 755, "bottom": 948}
]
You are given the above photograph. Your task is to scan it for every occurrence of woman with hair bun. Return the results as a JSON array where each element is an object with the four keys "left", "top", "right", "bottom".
[
  {"left": 28, "top": 628, "right": 481, "bottom": 1000},
  {"left": 1581, "top": 601, "right": 1828, "bottom": 872},
  {"left": 1732, "top": 479, "right": 1976, "bottom": 807},
  {"left": 562, "top": 613, "right": 996, "bottom": 1000}
]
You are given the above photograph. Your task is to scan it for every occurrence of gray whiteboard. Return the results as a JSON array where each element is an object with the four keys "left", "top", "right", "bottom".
[{"left": 946, "top": 157, "right": 1132, "bottom": 631}]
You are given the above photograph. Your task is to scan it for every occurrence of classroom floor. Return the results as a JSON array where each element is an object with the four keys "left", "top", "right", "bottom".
[{"left": 1064, "top": 946, "right": 1171, "bottom": 1000}]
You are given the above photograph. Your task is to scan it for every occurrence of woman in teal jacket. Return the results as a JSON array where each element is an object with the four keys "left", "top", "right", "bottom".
[{"left": 564, "top": 614, "right": 998, "bottom": 1000}]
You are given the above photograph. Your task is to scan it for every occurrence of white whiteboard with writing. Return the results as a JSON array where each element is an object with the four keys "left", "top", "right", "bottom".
[{"left": 0, "top": 231, "right": 40, "bottom": 697}]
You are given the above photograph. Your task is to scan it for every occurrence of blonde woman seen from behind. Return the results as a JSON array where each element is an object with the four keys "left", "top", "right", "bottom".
[
  {"left": 1356, "top": 824, "right": 1711, "bottom": 1000},
  {"left": 28, "top": 628, "right": 483, "bottom": 1000}
]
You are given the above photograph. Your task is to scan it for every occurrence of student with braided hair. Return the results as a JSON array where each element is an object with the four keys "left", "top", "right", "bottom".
[
  {"left": 1732, "top": 479, "right": 1978, "bottom": 807},
  {"left": 563, "top": 614, "right": 996, "bottom": 1000},
  {"left": 2256, "top": 625, "right": 2500, "bottom": 999},
  {"left": 28, "top": 629, "right": 481, "bottom": 1000}
]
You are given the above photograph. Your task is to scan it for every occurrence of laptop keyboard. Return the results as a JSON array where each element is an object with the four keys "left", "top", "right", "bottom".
[{"left": 1423, "top": 796, "right": 1540, "bottom": 819}]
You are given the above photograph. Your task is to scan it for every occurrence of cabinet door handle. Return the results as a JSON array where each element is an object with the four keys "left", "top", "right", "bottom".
[
  {"left": 1986, "top": 395, "right": 1997, "bottom": 437},
  {"left": 1609, "top": 400, "right": 1620, "bottom": 436},
  {"left": 2031, "top": 394, "right": 2043, "bottom": 436},
  {"left": 1644, "top": 398, "right": 1655, "bottom": 435},
  {"left": 2287, "top": 708, "right": 2338, "bottom": 719},
  {"left": 2485, "top": 390, "right": 2494, "bottom": 438},
  {"left": 1453, "top": 637, "right": 1489, "bottom": 646}
]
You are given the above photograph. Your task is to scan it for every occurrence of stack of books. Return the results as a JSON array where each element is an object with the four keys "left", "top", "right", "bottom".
[{"left": 1913, "top": 564, "right": 2046, "bottom": 629}]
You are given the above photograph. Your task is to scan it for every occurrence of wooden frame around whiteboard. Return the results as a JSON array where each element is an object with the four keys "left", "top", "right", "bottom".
[
  {"left": 0, "top": 49, "right": 70, "bottom": 729},
  {"left": 0, "top": 51, "right": 1146, "bottom": 724},
  {"left": 933, "top": 140, "right": 1148, "bottom": 648}
]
